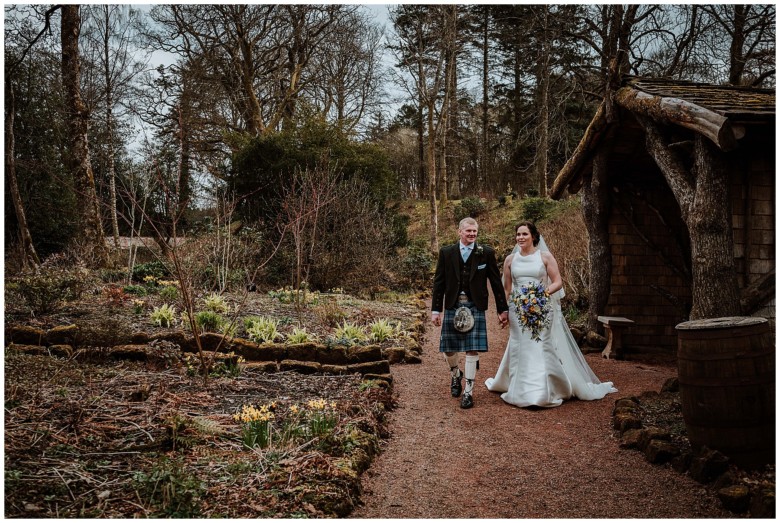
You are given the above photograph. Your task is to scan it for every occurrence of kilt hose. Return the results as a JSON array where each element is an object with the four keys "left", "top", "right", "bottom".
[{"left": 438, "top": 302, "right": 489, "bottom": 353}]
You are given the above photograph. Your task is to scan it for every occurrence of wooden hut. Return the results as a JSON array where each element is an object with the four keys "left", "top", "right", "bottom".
[{"left": 551, "top": 77, "right": 775, "bottom": 352}]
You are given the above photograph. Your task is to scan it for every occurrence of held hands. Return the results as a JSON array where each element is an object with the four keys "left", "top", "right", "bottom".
[{"left": 498, "top": 311, "right": 509, "bottom": 329}]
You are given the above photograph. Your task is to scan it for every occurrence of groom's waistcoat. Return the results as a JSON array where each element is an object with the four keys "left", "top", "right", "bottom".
[{"left": 458, "top": 252, "right": 474, "bottom": 298}]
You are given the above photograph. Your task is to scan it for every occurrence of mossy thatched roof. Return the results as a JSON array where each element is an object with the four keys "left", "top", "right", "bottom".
[{"left": 551, "top": 77, "right": 775, "bottom": 199}]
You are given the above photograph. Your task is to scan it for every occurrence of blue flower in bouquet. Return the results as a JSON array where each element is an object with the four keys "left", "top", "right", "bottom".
[{"left": 509, "top": 282, "right": 552, "bottom": 342}]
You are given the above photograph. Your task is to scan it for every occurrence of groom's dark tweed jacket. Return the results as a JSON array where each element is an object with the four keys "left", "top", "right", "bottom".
[{"left": 431, "top": 243, "right": 508, "bottom": 313}]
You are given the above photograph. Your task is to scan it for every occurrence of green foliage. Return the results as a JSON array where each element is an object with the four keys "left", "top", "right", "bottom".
[
  {"left": 132, "top": 261, "right": 170, "bottom": 282},
  {"left": 194, "top": 310, "right": 225, "bottom": 333},
  {"left": 268, "top": 286, "right": 319, "bottom": 305},
  {"left": 399, "top": 241, "right": 434, "bottom": 290},
  {"left": 132, "top": 299, "right": 146, "bottom": 315},
  {"left": 159, "top": 285, "right": 179, "bottom": 302},
  {"left": 132, "top": 457, "right": 204, "bottom": 517},
  {"left": 390, "top": 212, "right": 410, "bottom": 248},
  {"left": 302, "top": 399, "right": 339, "bottom": 439},
  {"left": 210, "top": 353, "right": 244, "bottom": 378},
  {"left": 285, "top": 327, "right": 318, "bottom": 344},
  {"left": 10, "top": 266, "right": 89, "bottom": 315},
  {"left": 150, "top": 304, "right": 176, "bottom": 328},
  {"left": 123, "top": 284, "right": 148, "bottom": 296},
  {"left": 234, "top": 404, "right": 275, "bottom": 449},
  {"left": 358, "top": 379, "right": 384, "bottom": 392},
  {"left": 99, "top": 268, "right": 127, "bottom": 283},
  {"left": 333, "top": 321, "right": 367, "bottom": 344},
  {"left": 521, "top": 197, "right": 556, "bottom": 223},
  {"left": 453, "top": 197, "right": 488, "bottom": 223},
  {"left": 244, "top": 317, "right": 280, "bottom": 343},
  {"left": 228, "top": 118, "right": 397, "bottom": 223},
  {"left": 368, "top": 318, "right": 395, "bottom": 342},
  {"left": 203, "top": 292, "right": 229, "bottom": 313},
  {"left": 563, "top": 301, "right": 587, "bottom": 326}
]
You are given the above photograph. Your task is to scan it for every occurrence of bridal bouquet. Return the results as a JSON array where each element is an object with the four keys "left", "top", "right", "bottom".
[{"left": 510, "top": 282, "right": 552, "bottom": 342}]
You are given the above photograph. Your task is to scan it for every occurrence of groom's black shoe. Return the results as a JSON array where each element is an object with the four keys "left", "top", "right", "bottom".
[
  {"left": 450, "top": 373, "right": 463, "bottom": 397},
  {"left": 460, "top": 392, "right": 474, "bottom": 409}
]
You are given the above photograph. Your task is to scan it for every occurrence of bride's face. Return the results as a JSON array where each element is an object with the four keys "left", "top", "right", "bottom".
[{"left": 516, "top": 226, "right": 533, "bottom": 249}]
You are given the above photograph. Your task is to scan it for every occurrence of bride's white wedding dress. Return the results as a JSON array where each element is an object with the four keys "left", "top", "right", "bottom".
[{"left": 485, "top": 250, "right": 617, "bottom": 408}]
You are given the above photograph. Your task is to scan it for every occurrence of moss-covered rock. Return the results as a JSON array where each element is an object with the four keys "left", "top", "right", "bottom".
[
  {"left": 383, "top": 346, "right": 406, "bottom": 364},
  {"left": 320, "top": 364, "right": 350, "bottom": 375},
  {"left": 349, "top": 345, "right": 383, "bottom": 363},
  {"left": 6, "top": 326, "right": 45, "bottom": 345},
  {"left": 348, "top": 360, "right": 390, "bottom": 375},
  {"left": 316, "top": 345, "right": 349, "bottom": 365},
  {"left": 718, "top": 485, "right": 750, "bottom": 513},
  {"left": 232, "top": 339, "right": 285, "bottom": 361},
  {"left": 644, "top": 439, "right": 681, "bottom": 464},
  {"left": 45, "top": 325, "right": 78, "bottom": 346},
  {"left": 279, "top": 359, "right": 321, "bottom": 374},
  {"left": 6, "top": 343, "right": 46, "bottom": 355}
]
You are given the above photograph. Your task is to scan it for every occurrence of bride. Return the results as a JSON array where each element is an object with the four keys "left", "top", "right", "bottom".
[{"left": 485, "top": 220, "right": 617, "bottom": 408}]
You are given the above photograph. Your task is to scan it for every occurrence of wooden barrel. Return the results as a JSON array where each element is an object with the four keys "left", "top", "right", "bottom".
[{"left": 676, "top": 317, "right": 775, "bottom": 468}]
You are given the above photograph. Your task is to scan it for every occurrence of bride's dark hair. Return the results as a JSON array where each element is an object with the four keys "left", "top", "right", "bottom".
[{"left": 515, "top": 220, "right": 540, "bottom": 246}]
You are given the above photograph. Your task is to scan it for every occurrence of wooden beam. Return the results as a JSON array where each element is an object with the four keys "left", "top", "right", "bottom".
[
  {"left": 616, "top": 87, "right": 738, "bottom": 152},
  {"left": 741, "top": 269, "right": 775, "bottom": 315}
]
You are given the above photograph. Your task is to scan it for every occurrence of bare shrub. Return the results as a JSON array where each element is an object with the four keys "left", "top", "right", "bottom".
[
  {"left": 8, "top": 254, "right": 94, "bottom": 315},
  {"left": 314, "top": 301, "right": 347, "bottom": 327},
  {"left": 274, "top": 165, "right": 394, "bottom": 295}
]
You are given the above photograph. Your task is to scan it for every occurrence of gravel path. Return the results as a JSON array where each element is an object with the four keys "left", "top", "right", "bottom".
[{"left": 351, "top": 300, "right": 732, "bottom": 519}]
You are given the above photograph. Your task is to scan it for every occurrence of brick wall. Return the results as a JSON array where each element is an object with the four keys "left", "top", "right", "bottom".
[
  {"left": 604, "top": 178, "right": 691, "bottom": 351},
  {"left": 730, "top": 132, "right": 776, "bottom": 289}
]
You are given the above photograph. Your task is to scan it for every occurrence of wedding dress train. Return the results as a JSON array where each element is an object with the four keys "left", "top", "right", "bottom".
[{"left": 485, "top": 250, "right": 617, "bottom": 408}]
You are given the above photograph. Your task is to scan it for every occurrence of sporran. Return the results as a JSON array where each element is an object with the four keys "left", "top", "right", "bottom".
[{"left": 453, "top": 306, "right": 475, "bottom": 333}]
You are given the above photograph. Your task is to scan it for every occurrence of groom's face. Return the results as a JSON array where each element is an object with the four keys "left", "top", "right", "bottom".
[{"left": 459, "top": 223, "right": 478, "bottom": 246}]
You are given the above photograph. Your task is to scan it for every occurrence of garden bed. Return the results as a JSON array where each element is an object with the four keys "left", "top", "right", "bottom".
[
  {"left": 4, "top": 349, "right": 395, "bottom": 517},
  {"left": 4, "top": 285, "right": 425, "bottom": 517}
]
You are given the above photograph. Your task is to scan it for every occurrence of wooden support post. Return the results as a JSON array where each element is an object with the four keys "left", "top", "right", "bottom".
[{"left": 598, "top": 316, "right": 635, "bottom": 360}]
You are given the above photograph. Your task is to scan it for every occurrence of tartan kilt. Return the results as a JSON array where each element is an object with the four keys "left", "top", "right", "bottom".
[{"left": 438, "top": 303, "right": 489, "bottom": 353}]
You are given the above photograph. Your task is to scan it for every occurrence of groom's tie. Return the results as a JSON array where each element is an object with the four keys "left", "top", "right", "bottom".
[{"left": 461, "top": 246, "right": 470, "bottom": 262}]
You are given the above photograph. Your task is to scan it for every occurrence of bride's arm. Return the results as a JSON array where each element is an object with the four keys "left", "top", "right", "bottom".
[
  {"left": 502, "top": 254, "right": 514, "bottom": 299},
  {"left": 541, "top": 251, "right": 563, "bottom": 295}
]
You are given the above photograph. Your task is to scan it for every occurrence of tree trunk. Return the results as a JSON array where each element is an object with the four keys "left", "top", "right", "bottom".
[
  {"left": 481, "top": 7, "right": 489, "bottom": 191},
  {"left": 639, "top": 116, "right": 742, "bottom": 319},
  {"left": 581, "top": 148, "right": 611, "bottom": 332},
  {"left": 61, "top": 5, "right": 109, "bottom": 266},
  {"left": 417, "top": 100, "right": 426, "bottom": 200},
  {"left": 535, "top": 5, "right": 551, "bottom": 197},
  {"left": 688, "top": 135, "right": 741, "bottom": 318},
  {"left": 728, "top": 5, "right": 747, "bottom": 85},
  {"left": 438, "top": 6, "right": 455, "bottom": 205},
  {"left": 427, "top": 102, "right": 439, "bottom": 255},
  {"left": 447, "top": 39, "right": 460, "bottom": 200},
  {"left": 5, "top": 80, "right": 40, "bottom": 269},
  {"left": 101, "top": 6, "right": 120, "bottom": 248}
]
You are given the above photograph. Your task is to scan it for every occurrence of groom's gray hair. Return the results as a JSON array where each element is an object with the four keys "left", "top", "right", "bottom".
[{"left": 458, "top": 217, "right": 478, "bottom": 230}]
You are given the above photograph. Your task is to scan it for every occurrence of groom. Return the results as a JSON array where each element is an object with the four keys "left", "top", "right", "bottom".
[{"left": 431, "top": 217, "right": 508, "bottom": 408}]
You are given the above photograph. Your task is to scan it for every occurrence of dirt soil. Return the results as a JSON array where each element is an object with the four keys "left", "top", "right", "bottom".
[{"left": 351, "top": 301, "right": 733, "bottom": 519}]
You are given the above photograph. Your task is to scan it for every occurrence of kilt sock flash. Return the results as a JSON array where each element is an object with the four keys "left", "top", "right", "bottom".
[{"left": 464, "top": 355, "right": 478, "bottom": 394}]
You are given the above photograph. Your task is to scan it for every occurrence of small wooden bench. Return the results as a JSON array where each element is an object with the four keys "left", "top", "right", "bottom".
[{"left": 598, "top": 316, "right": 635, "bottom": 360}]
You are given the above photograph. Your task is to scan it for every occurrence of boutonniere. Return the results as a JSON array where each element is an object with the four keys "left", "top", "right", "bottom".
[{"left": 475, "top": 245, "right": 484, "bottom": 256}]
